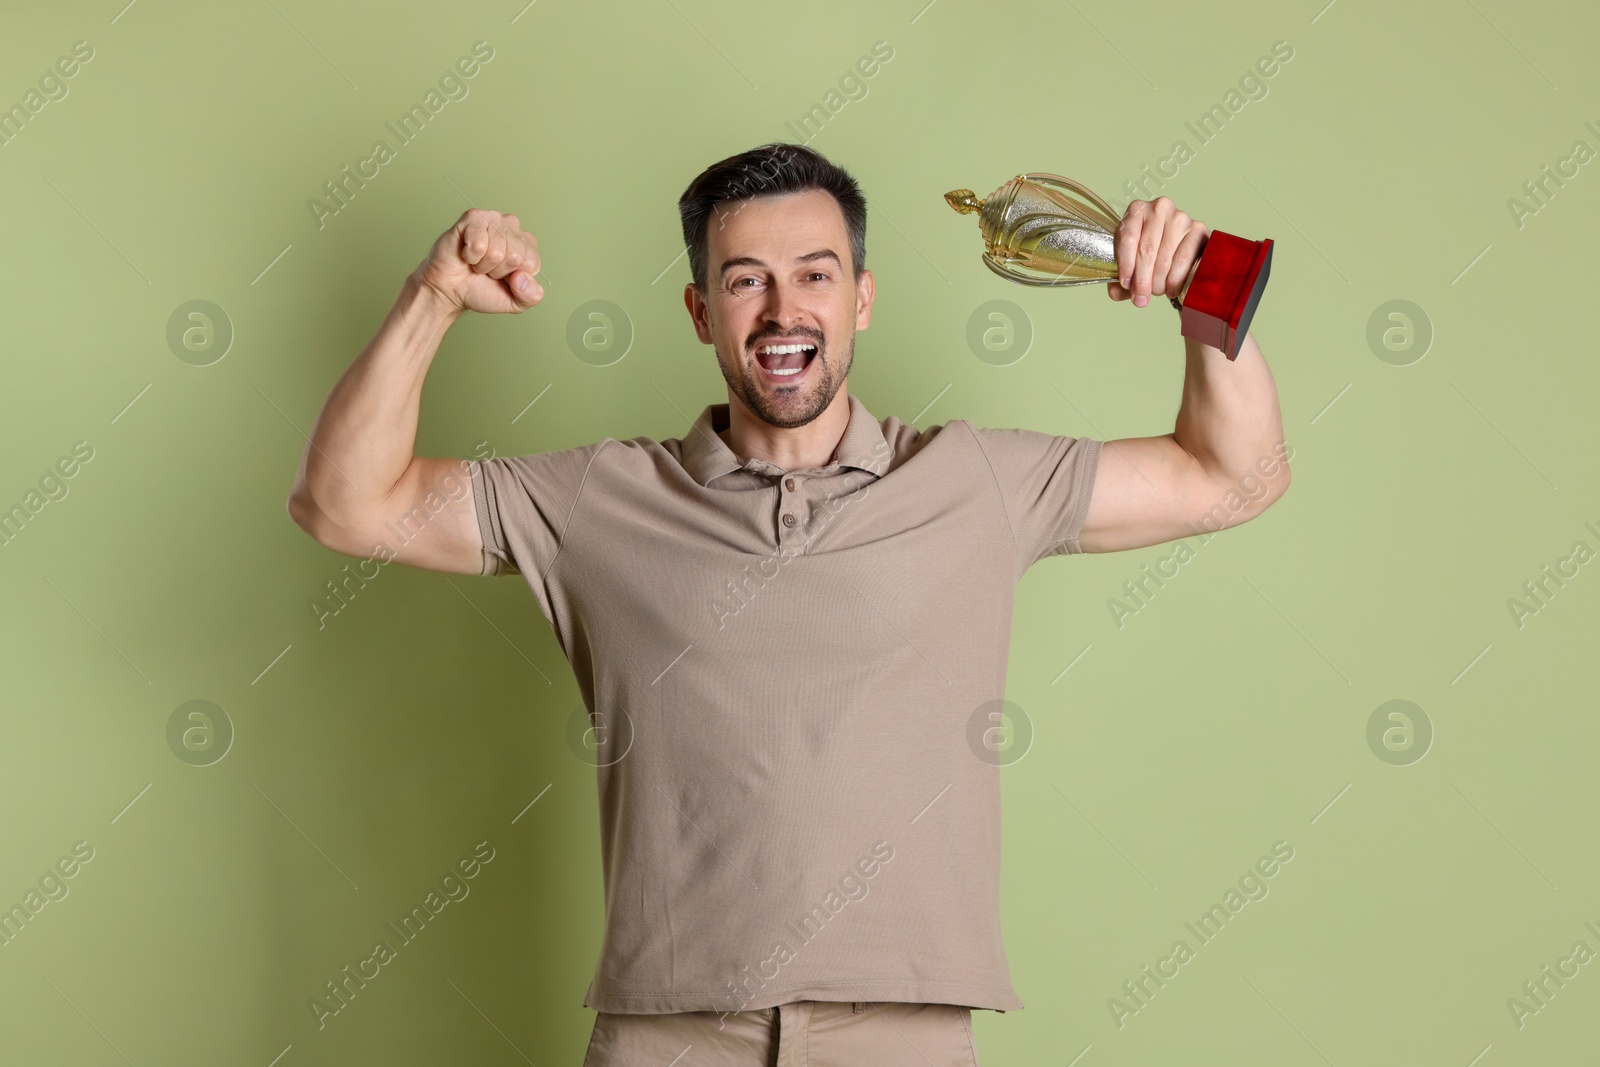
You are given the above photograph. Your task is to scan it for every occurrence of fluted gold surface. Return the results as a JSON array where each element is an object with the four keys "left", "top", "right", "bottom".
[{"left": 945, "top": 172, "right": 1124, "bottom": 287}]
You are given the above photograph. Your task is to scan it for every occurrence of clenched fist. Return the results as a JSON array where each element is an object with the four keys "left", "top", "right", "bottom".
[
  {"left": 1107, "top": 196, "right": 1209, "bottom": 309},
  {"left": 412, "top": 208, "right": 544, "bottom": 315}
]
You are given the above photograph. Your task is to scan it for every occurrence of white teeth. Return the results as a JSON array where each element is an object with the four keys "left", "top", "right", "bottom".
[
  {"left": 758, "top": 343, "right": 816, "bottom": 355},
  {"left": 769, "top": 366, "right": 802, "bottom": 376}
]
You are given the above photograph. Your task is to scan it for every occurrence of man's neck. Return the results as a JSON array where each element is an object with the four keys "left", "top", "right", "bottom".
[{"left": 721, "top": 388, "right": 851, "bottom": 473}]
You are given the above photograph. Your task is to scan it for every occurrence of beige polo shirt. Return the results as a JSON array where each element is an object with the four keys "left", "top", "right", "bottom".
[{"left": 470, "top": 391, "right": 1103, "bottom": 1015}]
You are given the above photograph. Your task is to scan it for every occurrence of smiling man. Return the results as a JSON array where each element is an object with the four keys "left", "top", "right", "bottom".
[{"left": 287, "top": 142, "right": 1289, "bottom": 1066}]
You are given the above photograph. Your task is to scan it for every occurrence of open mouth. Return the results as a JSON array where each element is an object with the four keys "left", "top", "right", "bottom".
[{"left": 754, "top": 341, "right": 818, "bottom": 383}]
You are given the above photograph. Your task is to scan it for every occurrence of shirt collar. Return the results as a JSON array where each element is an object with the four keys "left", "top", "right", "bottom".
[{"left": 680, "top": 392, "right": 891, "bottom": 487}]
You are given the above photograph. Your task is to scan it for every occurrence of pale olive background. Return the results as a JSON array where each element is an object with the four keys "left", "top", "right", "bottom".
[{"left": 2, "top": 1, "right": 1596, "bottom": 1064}]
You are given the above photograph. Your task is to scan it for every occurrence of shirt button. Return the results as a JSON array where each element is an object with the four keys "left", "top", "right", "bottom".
[
  {"left": 784, "top": 477, "right": 796, "bottom": 491},
  {"left": 782, "top": 514, "right": 797, "bottom": 527}
]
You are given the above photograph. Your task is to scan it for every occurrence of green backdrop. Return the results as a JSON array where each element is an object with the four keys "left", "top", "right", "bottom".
[{"left": 2, "top": 1, "right": 1596, "bottom": 1064}]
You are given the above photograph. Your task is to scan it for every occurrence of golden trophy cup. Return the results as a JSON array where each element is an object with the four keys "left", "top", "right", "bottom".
[{"left": 945, "top": 172, "right": 1273, "bottom": 359}]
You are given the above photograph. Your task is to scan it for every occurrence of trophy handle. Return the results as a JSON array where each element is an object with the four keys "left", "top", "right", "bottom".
[
  {"left": 1019, "top": 172, "right": 1123, "bottom": 233},
  {"left": 982, "top": 251, "right": 1108, "bottom": 287}
]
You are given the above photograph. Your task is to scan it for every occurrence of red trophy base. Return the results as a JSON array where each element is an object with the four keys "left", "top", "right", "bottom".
[{"left": 1176, "top": 231, "right": 1274, "bottom": 360}]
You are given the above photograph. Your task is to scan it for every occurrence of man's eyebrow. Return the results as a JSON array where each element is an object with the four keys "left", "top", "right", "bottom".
[{"left": 717, "top": 249, "right": 842, "bottom": 278}]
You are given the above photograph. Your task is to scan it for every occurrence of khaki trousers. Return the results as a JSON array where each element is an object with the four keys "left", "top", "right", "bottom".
[{"left": 581, "top": 1000, "right": 981, "bottom": 1066}]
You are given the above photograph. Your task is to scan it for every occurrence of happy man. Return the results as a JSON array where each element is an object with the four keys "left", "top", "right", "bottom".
[{"left": 287, "top": 142, "right": 1289, "bottom": 1065}]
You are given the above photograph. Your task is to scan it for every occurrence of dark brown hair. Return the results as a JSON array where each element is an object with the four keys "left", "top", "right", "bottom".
[{"left": 677, "top": 142, "right": 867, "bottom": 291}]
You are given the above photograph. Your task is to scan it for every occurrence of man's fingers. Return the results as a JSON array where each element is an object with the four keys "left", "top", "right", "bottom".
[
  {"left": 505, "top": 228, "right": 540, "bottom": 280},
  {"left": 508, "top": 270, "right": 544, "bottom": 310},
  {"left": 427, "top": 208, "right": 545, "bottom": 314},
  {"left": 1112, "top": 200, "right": 1209, "bottom": 307},
  {"left": 1131, "top": 215, "right": 1163, "bottom": 307},
  {"left": 484, "top": 230, "right": 514, "bottom": 278},
  {"left": 482, "top": 220, "right": 541, "bottom": 281},
  {"left": 1114, "top": 203, "right": 1146, "bottom": 289},
  {"left": 506, "top": 230, "right": 540, "bottom": 282},
  {"left": 477, "top": 229, "right": 508, "bottom": 275},
  {"left": 461, "top": 216, "right": 490, "bottom": 267},
  {"left": 1166, "top": 227, "right": 1206, "bottom": 298},
  {"left": 1151, "top": 212, "right": 1191, "bottom": 298}
]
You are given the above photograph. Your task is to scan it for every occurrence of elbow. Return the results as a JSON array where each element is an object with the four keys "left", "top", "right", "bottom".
[
  {"left": 286, "top": 485, "right": 319, "bottom": 536},
  {"left": 1253, "top": 463, "right": 1291, "bottom": 518},
  {"left": 1222, "top": 465, "right": 1290, "bottom": 529},
  {"left": 286, "top": 489, "right": 378, "bottom": 560},
  {"left": 286, "top": 486, "right": 344, "bottom": 548}
]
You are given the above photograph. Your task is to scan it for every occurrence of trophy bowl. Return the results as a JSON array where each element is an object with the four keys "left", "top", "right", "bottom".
[{"left": 944, "top": 172, "right": 1123, "bottom": 287}]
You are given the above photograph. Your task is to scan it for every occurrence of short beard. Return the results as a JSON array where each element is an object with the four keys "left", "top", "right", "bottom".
[{"left": 718, "top": 334, "right": 854, "bottom": 430}]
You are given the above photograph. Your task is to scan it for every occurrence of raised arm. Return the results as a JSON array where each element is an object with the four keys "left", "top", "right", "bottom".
[
  {"left": 286, "top": 209, "right": 544, "bottom": 573},
  {"left": 1077, "top": 196, "right": 1290, "bottom": 554}
]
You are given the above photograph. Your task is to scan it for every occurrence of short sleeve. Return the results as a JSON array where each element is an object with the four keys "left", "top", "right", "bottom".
[
  {"left": 469, "top": 443, "right": 608, "bottom": 580},
  {"left": 966, "top": 424, "right": 1104, "bottom": 570}
]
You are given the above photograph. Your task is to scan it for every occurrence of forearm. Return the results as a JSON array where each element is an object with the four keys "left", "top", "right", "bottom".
[
  {"left": 1171, "top": 329, "right": 1287, "bottom": 489},
  {"left": 290, "top": 272, "right": 463, "bottom": 528}
]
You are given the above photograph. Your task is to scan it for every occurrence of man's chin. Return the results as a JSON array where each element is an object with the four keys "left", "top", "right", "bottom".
[
  {"left": 752, "top": 400, "right": 827, "bottom": 429},
  {"left": 745, "top": 382, "right": 834, "bottom": 429}
]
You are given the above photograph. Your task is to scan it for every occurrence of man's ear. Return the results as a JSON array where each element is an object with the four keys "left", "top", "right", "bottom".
[
  {"left": 684, "top": 283, "right": 714, "bottom": 344},
  {"left": 854, "top": 268, "right": 875, "bottom": 331}
]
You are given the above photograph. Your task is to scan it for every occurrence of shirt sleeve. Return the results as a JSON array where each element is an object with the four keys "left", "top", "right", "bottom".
[
  {"left": 966, "top": 424, "right": 1105, "bottom": 570},
  {"left": 469, "top": 443, "right": 608, "bottom": 580}
]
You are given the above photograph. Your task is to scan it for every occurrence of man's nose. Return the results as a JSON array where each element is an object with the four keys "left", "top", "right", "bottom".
[{"left": 762, "top": 279, "right": 809, "bottom": 332}]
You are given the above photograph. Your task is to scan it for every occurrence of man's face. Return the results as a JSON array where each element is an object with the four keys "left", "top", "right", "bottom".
[{"left": 685, "top": 189, "right": 874, "bottom": 429}]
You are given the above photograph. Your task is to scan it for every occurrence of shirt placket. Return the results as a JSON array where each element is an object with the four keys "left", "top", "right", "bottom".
[
  {"left": 739, "top": 459, "right": 800, "bottom": 549},
  {"left": 777, "top": 471, "right": 803, "bottom": 549}
]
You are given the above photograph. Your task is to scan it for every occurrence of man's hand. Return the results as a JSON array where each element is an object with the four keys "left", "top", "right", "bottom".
[
  {"left": 1107, "top": 196, "right": 1209, "bottom": 309},
  {"left": 412, "top": 208, "right": 544, "bottom": 315}
]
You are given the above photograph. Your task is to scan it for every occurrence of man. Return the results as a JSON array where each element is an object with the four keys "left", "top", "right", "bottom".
[{"left": 287, "top": 142, "right": 1289, "bottom": 1065}]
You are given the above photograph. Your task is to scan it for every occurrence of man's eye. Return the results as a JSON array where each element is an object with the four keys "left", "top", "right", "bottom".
[
  {"left": 808, "top": 272, "right": 829, "bottom": 281},
  {"left": 736, "top": 277, "right": 760, "bottom": 287}
]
